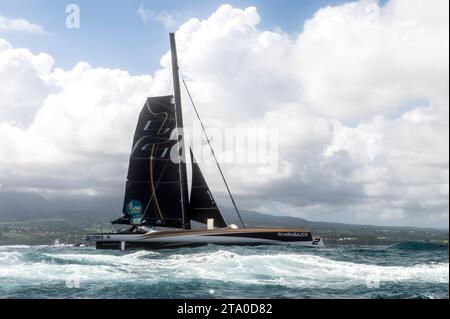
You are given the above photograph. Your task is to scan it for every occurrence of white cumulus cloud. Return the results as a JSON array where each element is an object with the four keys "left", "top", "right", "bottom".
[
  {"left": 0, "top": 15, "right": 44, "bottom": 33},
  {"left": 0, "top": 0, "right": 448, "bottom": 227},
  {"left": 138, "top": 3, "right": 182, "bottom": 30}
]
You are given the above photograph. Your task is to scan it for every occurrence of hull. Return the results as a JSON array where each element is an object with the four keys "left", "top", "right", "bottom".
[{"left": 85, "top": 228, "right": 324, "bottom": 250}]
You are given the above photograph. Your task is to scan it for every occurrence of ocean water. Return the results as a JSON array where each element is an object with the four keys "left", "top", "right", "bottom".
[{"left": 0, "top": 242, "right": 448, "bottom": 299}]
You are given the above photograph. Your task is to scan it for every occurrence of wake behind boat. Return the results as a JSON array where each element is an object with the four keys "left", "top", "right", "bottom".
[{"left": 84, "top": 33, "right": 323, "bottom": 250}]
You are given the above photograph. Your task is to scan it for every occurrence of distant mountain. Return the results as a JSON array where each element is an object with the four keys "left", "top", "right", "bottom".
[
  {"left": 0, "top": 192, "right": 49, "bottom": 219},
  {"left": 238, "top": 209, "right": 448, "bottom": 233},
  {"left": 1, "top": 191, "right": 448, "bottom": 245},
  {"left": 0, "top": 191, "right": 447, "bottom": 234},
  {"left": 0, "top": 192, "right": 120, "bottom": 222}
]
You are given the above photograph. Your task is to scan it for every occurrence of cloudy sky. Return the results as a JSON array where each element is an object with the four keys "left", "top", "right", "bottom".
[{"left": 0, "top": 0, "right": 448, "bottom": 228}]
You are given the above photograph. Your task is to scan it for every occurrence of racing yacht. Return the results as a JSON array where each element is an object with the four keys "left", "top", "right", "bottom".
[{"left": 84, "top": 33, "right": 323, "bottom": 250}]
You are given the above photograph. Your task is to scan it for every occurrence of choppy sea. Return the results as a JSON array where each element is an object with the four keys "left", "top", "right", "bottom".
[{"left": 0, "top": 242, "right": 448, "bottom": 299}]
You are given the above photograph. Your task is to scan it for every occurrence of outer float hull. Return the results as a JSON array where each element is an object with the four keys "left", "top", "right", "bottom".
[{"left": 85, "top": 228, "right": 324, "bottom": 250}]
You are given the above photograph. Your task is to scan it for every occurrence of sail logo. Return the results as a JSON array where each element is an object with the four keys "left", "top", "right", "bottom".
[
  {"left": 126, "top": 200, "right": 143, "bottom": 216},
  {"left": 131, "top": 216, "right": 143, "bottom": 225}
]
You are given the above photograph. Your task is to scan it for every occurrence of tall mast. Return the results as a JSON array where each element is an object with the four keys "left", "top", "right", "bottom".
[{"left": 170, "top": 33, "right": 190, "bottom": 230}]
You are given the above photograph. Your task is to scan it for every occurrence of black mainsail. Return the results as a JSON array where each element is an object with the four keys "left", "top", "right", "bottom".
[{"left": 113, "top": 96, "right": 186, "bottom": 228}]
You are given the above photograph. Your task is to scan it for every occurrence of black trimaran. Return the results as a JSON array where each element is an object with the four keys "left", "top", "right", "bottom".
[{"left": 85, "top": 34, "right": 323, "bottom": 250}]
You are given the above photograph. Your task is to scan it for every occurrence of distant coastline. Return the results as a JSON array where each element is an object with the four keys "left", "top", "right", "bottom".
[{"left": 0, "top": 213, "right": 448, "bottom": 246}]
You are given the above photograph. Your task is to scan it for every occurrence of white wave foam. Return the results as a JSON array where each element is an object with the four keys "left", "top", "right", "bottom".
[
  {"left": 0, "top": 245, "right": 32, "bottom": 250},
  {"left": 0, "top": 248, "right": 447, "bottom": 289},
  {"left": 158, "top": 250, "right": 449, "bottom": 288},
  {"left": 43, "top": 250, "right": 158, "bottom": 265},
  {"left": 0, "top": 251, "right": 23, "bottom": 265}
]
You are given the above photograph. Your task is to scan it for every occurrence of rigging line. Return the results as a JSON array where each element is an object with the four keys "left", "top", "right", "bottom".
[{"left": 180, "top": 71, "right": 246, "bottom": 229}]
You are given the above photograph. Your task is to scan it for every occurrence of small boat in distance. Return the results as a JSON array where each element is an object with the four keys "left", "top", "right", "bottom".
[{"left": 84, "top": 33, "right": 323, "bottom": 250}]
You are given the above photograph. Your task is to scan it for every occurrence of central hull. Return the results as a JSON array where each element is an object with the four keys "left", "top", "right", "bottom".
[{"left": 85, "top": 228, "right": 324, "bottom": 250}]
